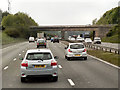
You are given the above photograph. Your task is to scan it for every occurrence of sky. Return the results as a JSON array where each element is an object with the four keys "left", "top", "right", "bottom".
[{"left": 0, "top": 0, "right": 119, "bottom": 25}]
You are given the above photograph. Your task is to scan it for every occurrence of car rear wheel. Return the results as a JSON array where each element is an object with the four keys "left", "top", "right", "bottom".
[
  {"left": 51, "top": 76, "right": 58, "bottom": 82},
  {"left": 21, "top": 77, "right": 26, "bottom": 83},
  {"left": 84, "top": 57, "right": 87, "bottom": 60},
  {"left": 67, "top": 57, "right": 70, "bottom": 60}
]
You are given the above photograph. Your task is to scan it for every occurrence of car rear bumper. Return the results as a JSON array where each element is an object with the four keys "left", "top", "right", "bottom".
[
  {"left": 67, "top": 53, "right": 87, "bottom": 58},
  {"left": 37, "top": 45, "right": 46, "bottom": 46},
  {"left": 21, "top": 68, "right": 58, "bottom": 78}
]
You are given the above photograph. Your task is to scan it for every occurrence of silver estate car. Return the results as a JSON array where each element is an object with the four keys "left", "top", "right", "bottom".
[
  {"left": 20, "top": 49, "right": 58, "bottom": 82},
  {"left": 65, "top": 43, "right": 87, "bottom": 60}
]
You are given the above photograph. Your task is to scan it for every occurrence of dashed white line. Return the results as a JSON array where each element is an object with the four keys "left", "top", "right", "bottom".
[
  {"left": 22, "top": 51, "right": 24, "bottom": 52},
  {"left": 68, "top": 79, "right": 75, "bottom": 86},
  {"left": 4, "top": 66, "right": 8, "bottom": 70},
  {"left": 19, "top": 54, "right": 21, "bottom": 56},
  {"left": 13, "top": 58, "right": 16, "bottom": 61},
  {"left": 58, "top": 65, "right": 62, "bottom": 69}
]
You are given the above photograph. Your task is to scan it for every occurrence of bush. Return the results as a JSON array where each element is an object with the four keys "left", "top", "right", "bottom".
[{"left": 4, "top": 28, "right": 20, "bottom": 38}]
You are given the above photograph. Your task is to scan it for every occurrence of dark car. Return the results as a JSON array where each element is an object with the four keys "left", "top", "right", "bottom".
[
  {"left": 53, "top": 37, "right": 59, "bottom": 43},
  {"left": 37, "top": 39, "right": 46, "bottom": 48}
]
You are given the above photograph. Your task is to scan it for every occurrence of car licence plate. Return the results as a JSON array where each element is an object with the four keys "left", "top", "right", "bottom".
[
  {"left": 75, "top": 54, "right": 80, "bottom": 56},
  {"left": 34, "top": 65, "right": 45, "bottom": 68}
]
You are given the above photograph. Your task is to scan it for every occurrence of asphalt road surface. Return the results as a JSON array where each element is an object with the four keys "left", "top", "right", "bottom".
[{"left": 2, "top": 41, "right": 119, "bottom": 88}]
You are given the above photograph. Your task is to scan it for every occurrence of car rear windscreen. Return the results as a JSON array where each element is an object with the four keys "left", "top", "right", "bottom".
[
  {"left": 37, "top": 40, "right": 45, "bottom": 43},
  {"left": 26, "top": 53, "right": 52, "bottom": 60},
  {"left": 70, "top": 44, "right": 84, "bottom": 49}
]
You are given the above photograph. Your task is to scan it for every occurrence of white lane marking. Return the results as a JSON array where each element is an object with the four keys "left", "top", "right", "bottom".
[
  {"left": 54, "top": 46, "right": 56, "bottom": 47},
  {"left": 4, "top": 66, "right": 8, "bottom": 70},
  {"left": 68, "top": 79, "right": 75, "bottom": 86},
  {"left": 19, "top": 54, "right": 21, "bottom": 56},
  {"left": 59, "top": 46, "right": 61, "bottom": 47},
  {"left": 58, "top": 65, "right": 62, "bottom": 69},
  {"left": 88, "top": 54, "right": 120, "bottom": 69},
  {"left": 13, "top": 58, "right": 16, "bottom": 61},
  {"left": 22, "top": 51, "right": 24, "bottom": 52}
]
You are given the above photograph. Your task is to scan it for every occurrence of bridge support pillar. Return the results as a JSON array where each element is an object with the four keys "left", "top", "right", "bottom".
[{"left": 61, "top": 31, "right": 65, "bottom": 40}]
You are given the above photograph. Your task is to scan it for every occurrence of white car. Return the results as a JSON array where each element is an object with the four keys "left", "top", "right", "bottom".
[
  {"left": 29, "top": 37, "right": 35, "bottom": 43},
  {"left": 20, "top": 49, "right": 58, "bottom": 82},
  {"left": 76, "top": 37, "right": 84, "bottom": 42},
  {"left": 84, "top": 38, "right": 92, "bottom": 44},
  {"left": 65, "top": 43, "right": 87, "bottom": 60},
  {"left": 93, "top": 37, "right": 101, "bottom": 44},
  {"left": 70, "top": 37, "right": 75, "bottom": 41}
]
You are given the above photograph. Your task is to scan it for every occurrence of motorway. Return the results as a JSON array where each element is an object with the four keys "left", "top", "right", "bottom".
[{"left": 2, "top": 41, "right": 119, "bottom": 88}]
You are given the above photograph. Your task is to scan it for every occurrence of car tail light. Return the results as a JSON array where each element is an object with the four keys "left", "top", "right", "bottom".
[
  {"left": 68, "top": 49, "right": 72, "bottom": 52},
  {"left": 51, "top": 60, "right": 57, "bottom": 66},
  {"left": 21, "top": 61, "right": 28, "bottom": 67},
  {"left": 83, "top": 49, "right": 87, "bottom": 52},
  {"left": 37, "top": 43, "right": 39, "bottom": 45}
]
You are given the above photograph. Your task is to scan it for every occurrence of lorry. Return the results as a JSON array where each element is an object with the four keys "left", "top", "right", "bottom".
[{"left": 37, "top": 33, "right": 45, "bottom": 39}]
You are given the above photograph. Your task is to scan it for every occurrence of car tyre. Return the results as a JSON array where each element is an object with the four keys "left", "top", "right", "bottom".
[
  {"left": 67, "top": 57, "right": 70, "bottom": 60},
  {"left": 84, "top": 57, "right": 87, "bottom": 60},
  {"left": 52, "top": 76, "right": 58, "bottom": 82},
  {"left": 21, "top": 77, "right": 26, "bottom": 83}
]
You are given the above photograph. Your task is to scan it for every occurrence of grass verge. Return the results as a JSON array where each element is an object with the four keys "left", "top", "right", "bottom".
[
  {"left": 1, "top": 32, "right": 27, "bottom": 45},
  {"left": 87, "top": 49, "right": 120, "bottom": 67},
  {"left": 102, "top": 35, "right": 120, "bottom": 43}
]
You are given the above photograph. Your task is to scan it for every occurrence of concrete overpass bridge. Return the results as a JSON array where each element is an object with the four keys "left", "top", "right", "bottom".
[{"left": 30, "top": 25, "right": 113, "bottom": 39}]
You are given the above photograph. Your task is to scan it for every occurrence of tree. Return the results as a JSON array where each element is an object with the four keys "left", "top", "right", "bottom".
[
  {"left": 2, "top": 11, "right": 10, "bottom": 18},
  {"left": 92, "top": 18, "right": 97, "bottom": 25}
]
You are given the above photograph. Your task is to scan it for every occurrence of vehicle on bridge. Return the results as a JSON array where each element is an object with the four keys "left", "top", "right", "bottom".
[
  {"left": 20, "top": 49, "right": 58, "bottom": 82},
  {"left": 37, "top": 39, "right": 46, "bottom": 48},
  {"left": 64, "top": 43, "right": 87, "bottom": 60}
]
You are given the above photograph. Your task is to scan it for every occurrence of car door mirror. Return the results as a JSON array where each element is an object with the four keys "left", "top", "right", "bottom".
[
  {"left": 54, "top": 56, "right": 59, "bottom": 59},
  {"left": 19, "top": 57, "right": 23, "bottom": 60}
]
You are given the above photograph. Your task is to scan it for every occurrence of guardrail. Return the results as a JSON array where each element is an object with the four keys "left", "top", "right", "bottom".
[{"left": 65, "top": 40, "right": 120, "bottom": 54}]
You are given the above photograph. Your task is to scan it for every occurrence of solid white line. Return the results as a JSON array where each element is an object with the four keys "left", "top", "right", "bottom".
[
  {"left": 58, "top": 65, "right": 62, "bottom": 69},
  {"left": 19, "top": 54, "right": 21, "bottom": 56},
  {"left": 4, "top": 66, "right": 8, "bottom": 70},
  {"left": 88, "top": 54, "right": 120, "bottom": 69},
  {"left": 13, "top": 58, "right": 16, "bottom": 61},
  {"left": 68, "top": 79, "right": 75, "bottom": 86}
]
